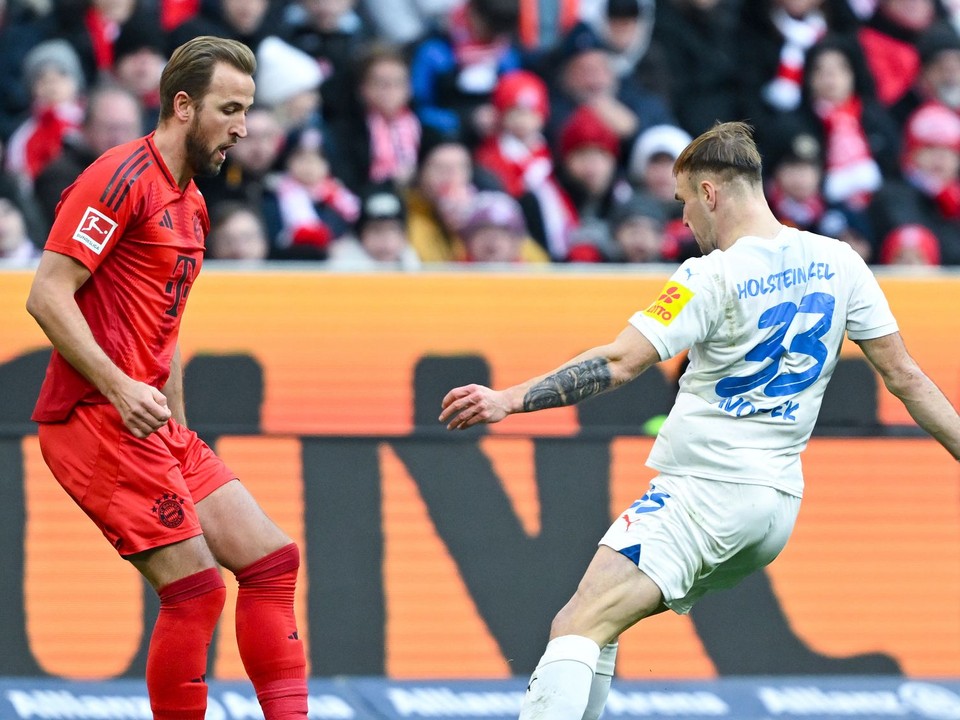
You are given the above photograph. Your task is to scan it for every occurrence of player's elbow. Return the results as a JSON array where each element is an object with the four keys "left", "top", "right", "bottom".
[{"left": 25, "top": 278, "right": 57, "bottom": 327}]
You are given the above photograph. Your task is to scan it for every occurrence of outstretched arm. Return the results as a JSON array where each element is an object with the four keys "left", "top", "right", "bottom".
[
  {"left": 440, "top": 324, "right": 660, "bottom": 430},
  {"left": 857, "top": 332, "right": 960, "bottom": 460}
]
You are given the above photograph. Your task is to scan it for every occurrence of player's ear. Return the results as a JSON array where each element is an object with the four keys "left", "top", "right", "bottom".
[
  {"left": 173, "top": 91, "right": 194, "bottom": 122},
  {"left": 700, "top": 180, "right": 717, "bottom": 209}
]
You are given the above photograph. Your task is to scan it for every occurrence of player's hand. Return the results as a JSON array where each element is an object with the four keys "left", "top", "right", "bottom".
[
  {"left": 439, "top": 384, "right": 510, "bottom": 430},
  {"left": 109, "top": 379, "right": 172, "bottom": 438}
]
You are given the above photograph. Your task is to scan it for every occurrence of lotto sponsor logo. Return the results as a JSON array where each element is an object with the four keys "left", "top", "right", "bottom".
[
  {"left": 643, "top": 281, "right": 693, "bottom": 326},
  {"left": 72, "top": 207, "right": 118, "bottom": 255}
]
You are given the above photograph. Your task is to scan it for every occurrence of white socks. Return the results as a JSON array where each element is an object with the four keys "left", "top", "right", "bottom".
[
  {"left": 519, "top": 635, "right": 601, "bottom": 720},
  {"left": 582, "top": 642, "right": 618, "bottom": 720}
]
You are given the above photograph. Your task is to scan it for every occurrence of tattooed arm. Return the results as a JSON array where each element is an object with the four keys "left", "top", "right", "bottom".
[{"left": 440, "top": 324, "right": 660, "bottom": 430}]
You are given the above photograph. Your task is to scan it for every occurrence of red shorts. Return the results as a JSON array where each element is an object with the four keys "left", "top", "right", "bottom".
[{"left": 38, "top": 402, "right": 236, "bottom": 556}]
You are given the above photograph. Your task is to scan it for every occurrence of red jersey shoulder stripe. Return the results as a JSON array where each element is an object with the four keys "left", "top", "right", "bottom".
[{"left": 99, "top": 143, "right": 153, "bottom": 212}]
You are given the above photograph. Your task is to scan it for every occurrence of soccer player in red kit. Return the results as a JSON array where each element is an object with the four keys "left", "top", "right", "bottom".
[{"left": 26, "top": 37, "right": 307, "bottom": 720}]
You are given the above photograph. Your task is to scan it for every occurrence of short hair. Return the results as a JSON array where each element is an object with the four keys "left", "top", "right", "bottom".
[
  {"left": 673, "top": 121, "right": 763, "bottom": 186},
  {"left": 356, "top": 43, "right": 408, "bottom": 85},
  {"left": 159, "top": 36, "right": 256, "bottom": 121}
]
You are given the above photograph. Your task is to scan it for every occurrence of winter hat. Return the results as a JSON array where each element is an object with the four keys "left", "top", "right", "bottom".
[
  {"left": 460, "top": 191, "right": 527, "bottom": 237},
  {"left": 628, "top": 123, "right": 692, "bottom": 180},
  {"left": 556, "top": 22, "right": 607, "bottom": 65},
  {"left": 904, "top": 102, "right": 960, "bottom": 154},
  {"left": 114, "top": 16, "right": 167, "bottom": 63},
  {"left": 610, "top": 191, "right": 665, "bottom": 230},
  {"left": 24, "top": 39, "right": 85, "bottom": 91},
  {"left": 255, "top": 37, "right": 324, "bottom": 107},
  {"left": 492, "top": 70, "right": 549, "bottom": 119},
  {"left": 358, "top": 183, "right": 406, "bottom": 229},
  {"left": 879, "top": 224, "right": 941, "bottom": 264},
  {"left": 559, "top": 105, "right": 620, "bottom": 159}
]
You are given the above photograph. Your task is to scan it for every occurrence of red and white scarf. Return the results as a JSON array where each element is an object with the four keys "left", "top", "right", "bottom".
[
  {"left": 368, "top": 110, "right": 421, "bottom": 184},
  {"left": 275, "top": 174, "right": 360, "bottom": 247},
  {"left": 816, "top": 97, "right": 881, "bottom": 209},
  {"left": 763, "top": 9, "right": 827, "bottom": 112},
  {"left": 496, "top": 134, "right": 578, "bottom": 259}
]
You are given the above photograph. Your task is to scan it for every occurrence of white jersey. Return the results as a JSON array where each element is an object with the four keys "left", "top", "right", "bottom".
[{"left": 629, "top": 227, "right": 898, "bottom": 497}]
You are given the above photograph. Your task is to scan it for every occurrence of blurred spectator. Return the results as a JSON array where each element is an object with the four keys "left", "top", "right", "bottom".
[
  {"left": 281, "top": 0, "right": 372, "bottom": 123},
  {"left": 0, "top": 196, "right": 40, "bottom": 266},
  {"left": 628, "top": 123, "right": 691, "bottom": 202},
  {"left": 460, "top": 190, "right": 548, "bottom": 263},
  {"left": 869, "top": 103, "right": 960, "bottom": 264},
  {"left": 877, "top": 223, "right": 941, "bottom": 265},
  {"left": 556, "top": 105, "right": 632, "bottom": 261},
  {"left": 254, "top": 36, "right": 325, "bottom": 133},
  {"left": 6, "top": 39, "right": 85, "bottom": 183},
  {"left": 736, "top": 0, "right": 828, "bottom": 142},
  {"left": 34, "top": 83, "right": 143, "bottom": 225},
  {"left": 328, "top": 182, "right": 421, "bottom": 268},
  {"left": 206, "top": 202, "right": 270, "bottom": 261},
  {"left": 765, "top": 130, "right": 874, "bottom": 259},
  {"left": 475, "top": 70, "right": 578, "bottom": 260},
  {"left": 891, "top": 22, "right": 960, "bottom": 126},
  {"left": 360, "top": 0, "right": 460, "bottom": 45},
  {"left": 781, "top": 35, "right": 898, "bottom": 214},
  {"left": 195, "top": 106, "right": 284, "bottom": 214},
  {"left": 652, "top": 0, "right": 741, "bottom": 135},
  {"left": 168, "top": 0, "right": 280, "bottom": 55},
  {"left": 856, "top": 0, "right": 939, "bottom": 107},
  {"left": 0, "top": 0, "right": 55, "bottom": 141},
  {"left": 589, "top": 0, "right": 671, "bottom": 101},
  {"left": 110, "top": 19, "right": 166, "bottom": 129},
  {"left": 264, "top": 126, "right": 360, "bottom": 260},
  {"left": 54, "top": 0, "right": 156, "bottom": 85},
  {"left": 409, "top": 0, "right": 523, "bottom": 144},
  {"left": 328, "top": 44, "right": 421, "bottom": 192},
  {"left": 607, "top": 190, "right": 669, "bottom": 262},
  {"left": 627, "top": 123, "right": 696, "bottom": 260},
  {"left": 406, "top": 131, "right": 478, "bottom": 261},
  {"left": 546, "top": 22, "right": 673, "bottom": 156}
]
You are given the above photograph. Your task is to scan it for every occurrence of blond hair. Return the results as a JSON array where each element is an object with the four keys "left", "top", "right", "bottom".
[{"left": 673, "top": 121, "right": 763, "bottom": 187}]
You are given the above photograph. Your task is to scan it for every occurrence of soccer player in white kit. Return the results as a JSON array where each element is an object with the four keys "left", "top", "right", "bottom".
[{"left": 439, "top": 122, "right": 960, "bottom": 720}]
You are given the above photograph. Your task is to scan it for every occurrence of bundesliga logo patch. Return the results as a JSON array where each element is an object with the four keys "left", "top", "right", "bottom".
[
  {"left": 643, "top": 281, "right": 694, "bottom": 326},
  {"left": 72, "top": 206, "right": 118, "bottom": 255}
]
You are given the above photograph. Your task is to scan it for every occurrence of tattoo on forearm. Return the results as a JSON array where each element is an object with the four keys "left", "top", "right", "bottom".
[{"left": 523, "top": 358, "right": 612, "bottom": 411}]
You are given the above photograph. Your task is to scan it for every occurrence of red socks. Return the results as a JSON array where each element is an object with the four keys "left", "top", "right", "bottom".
[
  {"left": 147, "top": 568, "right": 226, "bottom": 720},
  {"left": 235, "top": 543, "right": 307, "bottom": 719}
]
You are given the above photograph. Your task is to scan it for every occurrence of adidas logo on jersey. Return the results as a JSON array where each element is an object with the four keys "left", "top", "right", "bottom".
[{"left": 159, "top": 210, "right": 173, "bottom": 229}]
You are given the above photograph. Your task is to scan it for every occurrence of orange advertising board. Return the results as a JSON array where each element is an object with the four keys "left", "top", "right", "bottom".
[{"left": 1, "top": 269, "right": 958, "bottom": 680}]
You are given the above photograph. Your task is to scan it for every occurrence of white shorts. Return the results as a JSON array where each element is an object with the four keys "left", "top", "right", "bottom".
[{"left": 599, "top": 473, "right": 801, "bottom": 614}]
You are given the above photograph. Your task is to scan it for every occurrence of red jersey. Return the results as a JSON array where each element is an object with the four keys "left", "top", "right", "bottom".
[{"left": 32, "top": 133, "right": 210, "bottom": 422}]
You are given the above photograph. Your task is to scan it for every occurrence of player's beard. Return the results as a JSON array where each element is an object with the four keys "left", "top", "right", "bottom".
[{"left": 185, "top": 115, "right": 224, "bottom": 178}]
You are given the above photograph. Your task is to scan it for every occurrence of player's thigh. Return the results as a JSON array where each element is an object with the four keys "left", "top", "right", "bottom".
[
  {"left": 38, "top": 405, "right": 206, "bottom": 557},
  {"left": 196, "top": 479, "right": 292, "bottom": 574},
  {"left": 127, "top": 535, "right": 218, "bottom": 590},
  {"left": 551, "top": 545, "right": 665, "bottom": 647}
]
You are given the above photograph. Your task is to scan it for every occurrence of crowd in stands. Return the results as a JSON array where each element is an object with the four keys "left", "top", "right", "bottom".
[{"left": 0, "top": 0, "right": 959, "bottom": 268}]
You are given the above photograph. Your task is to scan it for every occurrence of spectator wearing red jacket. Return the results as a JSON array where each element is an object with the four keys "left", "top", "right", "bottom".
[{"left": 475, "top": 70, "right": 578, "bottom": 260}]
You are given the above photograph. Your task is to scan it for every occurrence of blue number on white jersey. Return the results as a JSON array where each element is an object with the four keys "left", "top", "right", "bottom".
[{"left": 716, "top": 292, "right": 835, "bottom": 399}]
